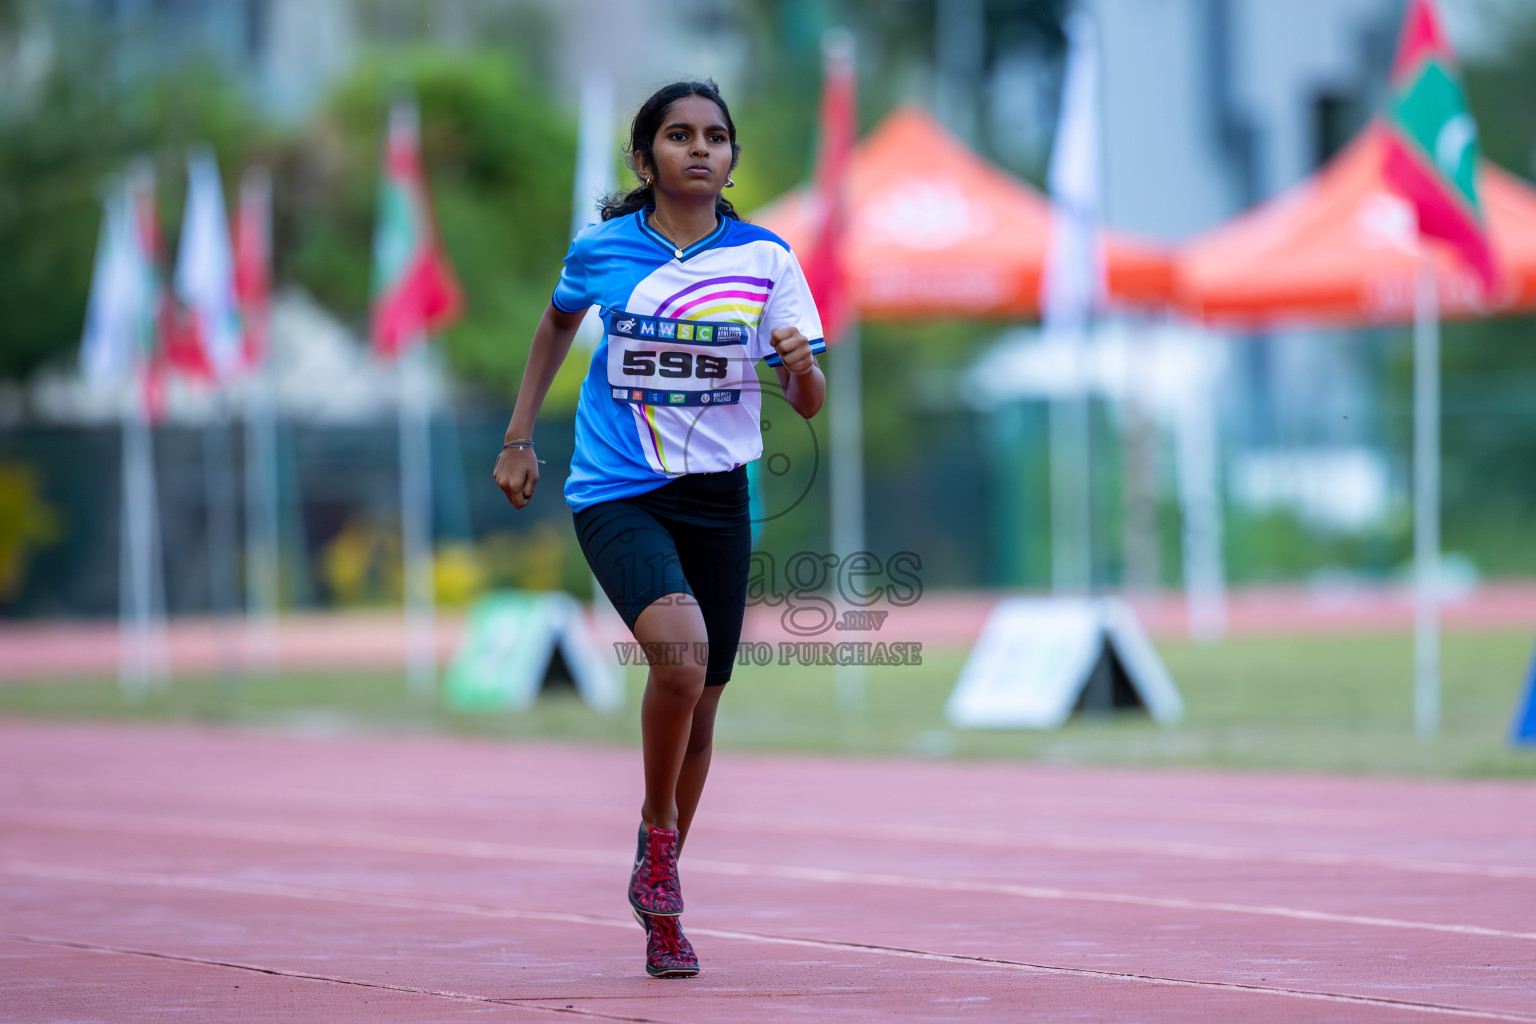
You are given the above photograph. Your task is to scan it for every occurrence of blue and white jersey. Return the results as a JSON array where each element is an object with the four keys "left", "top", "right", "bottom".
[{"left": 553, "top": 209, "right": 825, "bottom": 512}]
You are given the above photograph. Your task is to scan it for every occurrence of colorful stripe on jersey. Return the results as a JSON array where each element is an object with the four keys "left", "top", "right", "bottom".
[
  {"left": 652, "top": 275, "right": 774, "bottom": 326},
  {"left": 642, "top": 404, "right": 670, "bottom": 471}
]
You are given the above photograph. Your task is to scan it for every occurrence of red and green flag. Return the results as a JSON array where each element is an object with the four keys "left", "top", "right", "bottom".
[
  {"left": 234, "top": 165, "right": 272, "bottom": 371},
  {"left": 371, "top": 97, "right": 463, "bottom": 359},
  {"left": 1382, "top": 0, "right": 1499, "bottom": 291}
]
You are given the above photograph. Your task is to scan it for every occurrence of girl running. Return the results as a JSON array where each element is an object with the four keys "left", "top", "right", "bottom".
[{"left": 492, "top": 79, "right": 826, "bottom": 978}]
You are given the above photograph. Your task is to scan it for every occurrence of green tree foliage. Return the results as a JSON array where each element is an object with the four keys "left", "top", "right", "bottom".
[{"left": 284, "top": 50, "right": 581, "bottom": 405}]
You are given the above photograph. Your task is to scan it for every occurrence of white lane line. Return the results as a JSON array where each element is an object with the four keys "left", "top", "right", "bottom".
[
  {"left": 6, "top": 810, "right": 1534, "bottom": 942},
  {"left": 3, "top": 862, "right": 1533, "bottom": 1024},
  {"left": 10, "top": 784, "right": 1536, "bottom": 881},
  {"left": 702, "top": 814, "right": 1536, "bottom": 882},
  {"left": 6, "top": 772, "right": 1508, "bottom": 835},
  {"left": 4, "top": 934, "right": 669, "bottom": 1023}
]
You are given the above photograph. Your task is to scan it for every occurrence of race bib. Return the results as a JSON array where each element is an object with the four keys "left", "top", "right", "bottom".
[{"left": 605, "top": 311, "right": 750, "bottom": 407}]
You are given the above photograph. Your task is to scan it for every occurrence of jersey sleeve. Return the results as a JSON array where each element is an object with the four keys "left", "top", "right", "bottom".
[
  {"left": 753, "top": 248, "right": 827, "bottom": 367},
  {"left": 550, "top": 232, "right": 594, "bottom": 313}
]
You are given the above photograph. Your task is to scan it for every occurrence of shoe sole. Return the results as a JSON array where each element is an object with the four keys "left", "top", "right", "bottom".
[
  {"left": 646, "top": 966, "right": 699, "bottom": 978},
  {"left": 634, "top": 910, "right": 699, "bottom": 978}
]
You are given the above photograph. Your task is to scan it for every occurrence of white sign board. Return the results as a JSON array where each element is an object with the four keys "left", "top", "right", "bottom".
[
  {"left": 445, "top": 590, "right": 621, "bottom": 713},
  {"left": 945, "top": 597, "right": 1182, "bottom": 729}
]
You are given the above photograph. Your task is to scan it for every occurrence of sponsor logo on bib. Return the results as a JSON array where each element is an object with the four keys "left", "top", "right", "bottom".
[
  {"left": 615, "top": 317, "right": 637, "bottom": 335},
  {"left": 639, "top": 320, "right": 656, "bottom": 336},
  {"left": 658, "top": 321, "right": 676, "bottom": 339},
  {"left": 676, "top": 324, "right": 694, "bottom": 341},
  {"left": 696, "top": 325, "right": 713, "bottom": 342}
]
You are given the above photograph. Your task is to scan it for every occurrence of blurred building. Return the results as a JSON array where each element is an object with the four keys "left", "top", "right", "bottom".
[
  {"left": 1092, "top": 0, "right": 1404, "bottom": 241},
  {"left": 1090, "top": 0, "right": 1409, "bottom": 528}
]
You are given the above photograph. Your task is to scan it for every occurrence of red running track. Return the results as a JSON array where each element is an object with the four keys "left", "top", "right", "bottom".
[{"left": 2, "top": 718, "right": 1534, "bottom": 1022}]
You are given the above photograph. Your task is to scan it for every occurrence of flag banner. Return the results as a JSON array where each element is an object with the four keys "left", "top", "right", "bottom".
[
  {"left": 371, "top": 97, "right": 463, "bottom": 358},
  {"left": 1382, "top": 0, "right": 1498, "bottom": 290},
  {"left": 121, "top": 161, "right": 176, "bottom": 419},
  {"left": 81, "top": 186, "right": 145, "bottom": 385},
  {"left": 82, "top": 163, "right": 165, "bottom": 415},
  {"left": 802, "top": 31, "right": 856, "bottom": 347},
  {"left": 173, "top": 148, "right": 244, "bottom": 383},
  {"left": 235, "top": 166, "right": 273, "bottom": 370}
]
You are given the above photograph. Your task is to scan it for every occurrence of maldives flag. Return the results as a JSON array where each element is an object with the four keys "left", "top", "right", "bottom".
[
  {"left": 234, "top": 166, "right": 272, "bottom": 370},
  {"left": 1382, "top": 0, "right": 1498, "bottom": 291},
  {"left": 370, "top": 98, "right": 463, "bottom": 358},
  {"left": 801, "top": 32, "right": 856, "bottom": 347},
  {"left": 117, "top": 161, "right": 175, "bottom": 419}
]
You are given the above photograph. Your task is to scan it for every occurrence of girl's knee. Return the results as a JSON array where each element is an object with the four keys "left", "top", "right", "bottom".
[{"left": 648, "top": 658, "right": 707, "bottom": 698}]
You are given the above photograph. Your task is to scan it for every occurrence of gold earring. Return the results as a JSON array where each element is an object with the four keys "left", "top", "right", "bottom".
[{"left": 725, "top": 176, "right": 735, "bottom": 188}]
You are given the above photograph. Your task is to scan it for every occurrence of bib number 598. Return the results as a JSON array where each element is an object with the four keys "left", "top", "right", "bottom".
[{"left": 622, "top": 350, "right": 729, "bottom": 380}]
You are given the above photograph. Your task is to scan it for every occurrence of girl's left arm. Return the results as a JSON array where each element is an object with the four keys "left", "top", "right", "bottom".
[{"left": 769, "top": 326, "right": 825, "bottom": 419}]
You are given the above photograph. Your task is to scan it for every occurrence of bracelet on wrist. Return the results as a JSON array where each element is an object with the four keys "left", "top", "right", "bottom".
[{"left": 499, "top": 439, "right": 544, "bottom": 465}]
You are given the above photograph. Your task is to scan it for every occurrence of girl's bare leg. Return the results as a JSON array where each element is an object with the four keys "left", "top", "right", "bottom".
[
  {"left": 632, "top": 597, "right": 709, "bottom": 831},
  {"left": 675, "top": 685, "right": 724, "bottom": 854}
]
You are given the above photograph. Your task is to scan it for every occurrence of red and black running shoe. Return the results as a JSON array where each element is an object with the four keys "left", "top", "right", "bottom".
[
  {"left": 636, "top": 909, "right": 699, "bottom": 978},
  {"left": 628, "top": 822, "right": 684, "bottom": 917}
]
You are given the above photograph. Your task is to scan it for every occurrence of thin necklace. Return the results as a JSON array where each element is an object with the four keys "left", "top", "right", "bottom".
[{"left": 648, "top": 210, "right": 716, "bottom": 258}]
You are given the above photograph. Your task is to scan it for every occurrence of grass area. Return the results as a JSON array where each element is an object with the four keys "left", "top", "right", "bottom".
[{"left": 1, "top": 631, "right": 1533, "bottom": 777}]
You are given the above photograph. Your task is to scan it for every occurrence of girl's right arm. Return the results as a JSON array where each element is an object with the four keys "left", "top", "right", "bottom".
[{"left": 493, "top": 303, "right": 588, "bottom": 509}]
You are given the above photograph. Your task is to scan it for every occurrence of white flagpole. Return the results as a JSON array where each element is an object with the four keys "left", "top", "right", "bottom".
[
  {"left": 831, "top": 322, "right": 865, "bottom": 713},
  {"left": 122, "top": 358, "right": 170, "bottom": 695},
  {"left": 204, "top": 395, "right": 239, "bottom": 674},
  {"left": 1176, "top": 337, "right": 1226, "bottom": 641},
  {"left": 240, "top": 167, "right": 280, "bottom": 674},
  {"left": 123, "top": 163, "right": 170, "bottom": 696},
  {"left": 572, "top": 72, "right": 615, "bottom": 351},
  {"left": 817, "top": 29, "right": 864, "bottom": 714},
  {"left": 1413, "top": 251, "right": 1440, "bottom": 736},
  {"left": 1043, "top": 12, "right": 1102, "bottom": 595},
  {"left": 243, "top": 356, "right": 281, "bottom": 673},
  {"left": 400, "top": 338, "right": 436, "bottom": 699},
  {"left": 118, "top": 391, "right": 146, "bottom": 699},
  {"left": 1049, "top": 337, "right": 1092, "bottom": 593}
]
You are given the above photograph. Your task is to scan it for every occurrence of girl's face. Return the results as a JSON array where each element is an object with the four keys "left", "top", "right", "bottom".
[{"left": 640, "top": 96, "right": 733, "bottom": 200}]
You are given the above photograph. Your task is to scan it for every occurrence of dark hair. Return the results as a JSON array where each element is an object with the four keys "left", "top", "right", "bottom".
[{"left": 599, "top": 79, "right": 741, "bottom": 222}]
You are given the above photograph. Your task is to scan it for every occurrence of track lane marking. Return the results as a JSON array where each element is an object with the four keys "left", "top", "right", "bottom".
[
  {"left": 3, "top": 934, "right": 669, "bottom": 1023},
  {"left": 13, "top": 770, "right": 1530, "bottom": 834},
  {"left": 702, "top": 813, "right": 1536, "bottom": 881},
  {"left": 6, "top": 812, "right": 1533, "bottom": 941},
  {"left": 4, "top": 865, "right": 1534, "bottom": 1023},
  {"left": 10, "top": 788, "right": 1536, "bottom": 881}
]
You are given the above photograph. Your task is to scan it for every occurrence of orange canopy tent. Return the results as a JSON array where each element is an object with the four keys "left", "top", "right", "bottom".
[
  {"left": 753, "top": 107, "right": 1172, "bottom": 319},
  {"left": 1175, "top": 122, "right": 1536, "bottom": 327}
]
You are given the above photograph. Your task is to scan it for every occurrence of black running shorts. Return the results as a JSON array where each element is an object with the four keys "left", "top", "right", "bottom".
[{"left": 572, "top": 466, "right": 751, "bottom": 686}]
